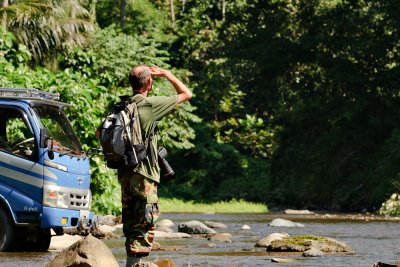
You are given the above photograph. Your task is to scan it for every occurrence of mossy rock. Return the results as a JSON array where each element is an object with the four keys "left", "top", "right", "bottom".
[{"left": 267, "top": 235, "right": 353, "bottom": 254}]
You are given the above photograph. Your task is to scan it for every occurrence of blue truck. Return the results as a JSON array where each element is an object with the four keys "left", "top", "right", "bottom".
[{"left": 0, "top": 88, "right": 95, "bottom": 251}]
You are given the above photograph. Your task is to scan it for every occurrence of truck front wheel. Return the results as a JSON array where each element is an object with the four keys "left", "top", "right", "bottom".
[{"left": 0, "top": 207, "right": 15, "bottom": 251}]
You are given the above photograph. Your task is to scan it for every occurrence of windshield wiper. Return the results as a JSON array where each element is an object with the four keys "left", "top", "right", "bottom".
[{"left": 59, "top": 148, "right": 76, "bottom": 157}]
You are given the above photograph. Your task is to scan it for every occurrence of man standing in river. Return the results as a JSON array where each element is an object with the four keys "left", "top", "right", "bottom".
[{"left": 121, "top": 64, "right": 192, "bottom": 267}]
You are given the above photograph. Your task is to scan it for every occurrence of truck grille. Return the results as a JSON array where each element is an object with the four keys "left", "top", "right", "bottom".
[{"left": 69, "top": 192, "right": 90, "bottom": 209}]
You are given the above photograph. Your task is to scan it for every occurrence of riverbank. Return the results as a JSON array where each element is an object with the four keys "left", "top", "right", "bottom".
[{"left": 159, "top": 198, "right": 268, "bottom": 213}]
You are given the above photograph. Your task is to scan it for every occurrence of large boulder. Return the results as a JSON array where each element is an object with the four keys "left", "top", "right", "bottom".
[
  {"left": 49, "top": 234, "right": 82, "bottom": 251},
  {"left": 154, "top": 231, "right": 191, "bottom": 238},
  {"left": 46, "top": 235, "right": 119, "bottom": 267},
  {"left": 156, "top": 219, "right": 175, "bottom": 228},
  {"left": 269, "top": 218, "right": 305, "bottom": 227},
  {"left": 255, "top": 233, "right": 289, "bottom": 247},
  {"left": 265, "top": 234, "right": 353, "bottom": 254},
  {"left": 178, "top": 220, "right": 216, "bottom": 234}
]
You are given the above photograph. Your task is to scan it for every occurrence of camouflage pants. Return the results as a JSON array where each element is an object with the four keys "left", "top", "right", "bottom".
[{"left": 120, "top": 172, "right": 160, "bottom": 257}]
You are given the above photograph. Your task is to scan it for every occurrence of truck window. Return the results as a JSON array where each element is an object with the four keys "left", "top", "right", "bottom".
[
  {"left": 33, "top": 105, "right": 82, "bottom": 156},
  {"left": 0, "top": 108, "right": 36, "bottom": 161}
]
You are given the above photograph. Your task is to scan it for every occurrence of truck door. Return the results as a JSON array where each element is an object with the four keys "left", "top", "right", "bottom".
[{"left": 0, "top": 106, "right": 43, "bottom": 222}]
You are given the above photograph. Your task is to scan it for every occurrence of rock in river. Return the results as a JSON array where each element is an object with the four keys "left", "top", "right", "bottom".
[
  {"left": 46, "top": 235, "right": 119, "bottom": 267},
  {"left": 265, "top": 234, "right": 353, "bottom": 254},
  {"left": 269, "top": 218, "right": 305, "bottom": 227},
  {"left": 255, "top": 233, "right": 289, "bottom": 247},
  {"left": 178, "top": 220, "right": 216, "bottom": 234}
]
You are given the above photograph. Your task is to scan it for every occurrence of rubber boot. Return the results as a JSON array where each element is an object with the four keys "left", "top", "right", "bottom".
[{"left": 125, "top": 256, "right": 141, "bottom": 267}]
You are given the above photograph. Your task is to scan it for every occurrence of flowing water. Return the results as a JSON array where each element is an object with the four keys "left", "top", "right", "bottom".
[{"left": 0, "top": 213, "right": 399, "bottom": 267}]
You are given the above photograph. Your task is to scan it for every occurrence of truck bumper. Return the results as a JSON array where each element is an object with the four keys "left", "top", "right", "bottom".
[{"left": 41, "top": 206, "right": 95, "bottom": 234}]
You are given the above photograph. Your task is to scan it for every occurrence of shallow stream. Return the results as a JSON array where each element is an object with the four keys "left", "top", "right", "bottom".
[{"left": 0, "top": 212, "right": 399, "bottom": 266}]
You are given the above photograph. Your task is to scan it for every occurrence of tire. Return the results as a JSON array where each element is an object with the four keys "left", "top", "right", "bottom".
[
  {"left": 35, "top": 229, "right": 51, "bottom": 252},
  {"left": 16, "top": 228, "right": 51, "bottom": 252},
  {"left": 0, "top": 207, "right": 15, "bottom": 251}
]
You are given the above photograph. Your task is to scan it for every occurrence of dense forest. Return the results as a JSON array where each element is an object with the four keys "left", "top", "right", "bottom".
[{"left": 1, "top": 0, "right": 400, "bottom": 214}]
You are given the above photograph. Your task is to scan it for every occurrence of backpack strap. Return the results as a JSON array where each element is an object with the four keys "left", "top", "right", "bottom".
[{"left": 128, "top": 94, "right": 158, "bottom": 165}]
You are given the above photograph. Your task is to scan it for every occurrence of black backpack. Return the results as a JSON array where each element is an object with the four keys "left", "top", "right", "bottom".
[{"left": 98, "top": 95, "right": 150, "bottom": 169}]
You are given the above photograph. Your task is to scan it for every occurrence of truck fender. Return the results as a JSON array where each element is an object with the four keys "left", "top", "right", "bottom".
[{"left": 0, "top": 195, "right": 17, "bottom": 224}]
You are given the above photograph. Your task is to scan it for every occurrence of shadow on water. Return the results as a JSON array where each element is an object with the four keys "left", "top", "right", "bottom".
[{"left": 1, "top": 212, "right": 400, "bottom": 267}]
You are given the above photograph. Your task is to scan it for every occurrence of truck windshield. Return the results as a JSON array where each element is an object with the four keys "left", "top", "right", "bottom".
[{"left": 33, "top": 105, "right": 82, "bottom": 156}]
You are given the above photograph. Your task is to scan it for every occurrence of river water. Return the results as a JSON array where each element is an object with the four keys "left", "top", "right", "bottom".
[{"left": 0, "top": 213, "right": 399, "bottom": 267}]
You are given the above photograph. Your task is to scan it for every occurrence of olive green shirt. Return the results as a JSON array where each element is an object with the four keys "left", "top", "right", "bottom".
[{"left": 132, "top": 95, "right": 179, "bottom": 183}]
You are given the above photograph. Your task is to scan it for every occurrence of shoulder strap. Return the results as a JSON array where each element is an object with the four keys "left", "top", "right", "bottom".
[{"left": 132, "top": 94, "right": 145, "bottom": 104}]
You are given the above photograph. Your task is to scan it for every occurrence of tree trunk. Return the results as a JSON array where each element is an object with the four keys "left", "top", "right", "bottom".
[
  {"left": 1, "top": 0, "right": 9, "bottom": 29},
  {"left": 221, "top": 0, "right": 226, "bottom": 22},
  {"left": 120, "top": 0, "right": 126, "bottom": 29},
  {"left": 181, "top": 0, "right": 186, "bottom": 13},
  {"left": 169, "top": 0, "right": 175, "bottom": 26}
]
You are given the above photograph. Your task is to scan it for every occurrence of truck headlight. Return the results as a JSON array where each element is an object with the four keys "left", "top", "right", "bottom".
[{"left": 43, "top": 186, "right": 69, "bottom": 208}]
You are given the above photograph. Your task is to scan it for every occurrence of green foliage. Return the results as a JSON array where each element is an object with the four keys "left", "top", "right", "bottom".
[
  {"left": 95, "top": 0, "right": 173, "bottom": 43},
  {"left": 62, "top": 25, "right": 170, "bottom": 88},
  {"left": 160, "top": 198, "right": 268, "bottom": 213},
  {"left": 379, "top": 193, "right": 400, "bottom": 217},
  {"left": 1, "top": 0, "right": 95, "bottom": 64},
  {"left": 160, "top": 123, "right": 272, "bottom": 204}
]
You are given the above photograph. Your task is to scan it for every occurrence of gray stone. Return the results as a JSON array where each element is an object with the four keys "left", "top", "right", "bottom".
[
  {"left": 154, "top": 230, "right": 191, "bottom": 238},
  {"left": 178, "top": 220, "right": 216, "bottom": 234},
  {"left": 49, "top": 234, "right": 82, "bottom": 251},
  {"left": 303, "top": 247, "right": 324, "bottom": 257},
  {"left": 255, "top": 233, "right": 289, "bottom": 247},
  {"left": 156, "top": 219, "right": 175, "bottom": 228},
  {"left": 240, "top": 224, "right": 251, "bottom": 230},
  {"left": 156, "top": 225, "right": 174, "bottom": 233},
  {"left": 284, "top": 209, "right": 314, "bottom": 215},
  {"left": 203, "top": 221, "right": 228, "bottom": 229},
  {"left": 46, "top": 235, "right": 119, "bottom": 267},
  {"left": 269, "top": 218, "right": 305, "bottom": 227},
  {"left": 271, "top": 258, "right": 296, "bottom": 263},
  {"left": 205, "top": 233, "right": 232, "bottom": 242},
  {"left": 96, "top": 215, "right": 120, "bottom": 226},
  {"left": 266, "top": 235, "right": 353, "bottom": 254}
]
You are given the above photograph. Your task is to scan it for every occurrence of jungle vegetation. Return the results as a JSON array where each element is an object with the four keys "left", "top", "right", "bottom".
[{"left": 1, "top": 0, "right": 400, "bottom": 214}]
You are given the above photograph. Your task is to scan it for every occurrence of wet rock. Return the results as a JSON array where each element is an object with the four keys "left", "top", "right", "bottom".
[
  {"left": 154, "top": 230, "right": 191, "bottom": 238},
  {"left": 156, "top": 219, "right": 175, "bottom": 228},
  {"left": 49, "top": 234, "right": 82, "bottom": 251},
  {"left": 205, "top": 233, "right": 232, "bottom": 243},
  {"left": 157, "top": 226, "right": 174, "bottom": 233},
  {"left": 271, "top": 258, "right": 295, "bottom": 263},
  {"left": 152, "top": 241, "right": 161, "bottom": 250},
  {"left": 46, "top": 235, "right": 119, "bottom": 267},
  {"left": 241, "top": 224, "right": 251, "bottom": 230},
  {"left": 178, "top": 220, "right": 216, "bottom": 234},
  {"left": 96, "top": 215, "right": 120, "bottom": 226},
  {"left": 373, "top": 262, "right": 399, "bottom": 267},
  {"left": 269, "top": 218, "right": 305, "bottom": 227},
  {"left": 266, "top": 234, "right": 353, "bottom": 254},
  {"left": 284, "top": 209, "right": 314, "bottom": 215},
  {"left": 203, "top": 221, "right": 227, "bottom": 229},
  {"left": 303, "top": 247, "right": 324, "bottom": 257},
  {"left": 255, "top": 233, "right": 289, "bottom": 247},
  {"left": 155, "top": 259, "right": 176, "bottom": 267}
]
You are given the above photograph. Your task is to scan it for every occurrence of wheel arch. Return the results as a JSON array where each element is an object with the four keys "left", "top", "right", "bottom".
[{"left": 0, "top": 195, "right": 17, "bottom": 224}]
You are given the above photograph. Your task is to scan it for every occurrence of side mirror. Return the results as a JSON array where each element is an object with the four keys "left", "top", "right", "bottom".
[
  {"left": 40, "top": 128, "right": 54, "bottom": 160},
  {"left": 40, "top": 128, "right": 49, "bottom": 148}
]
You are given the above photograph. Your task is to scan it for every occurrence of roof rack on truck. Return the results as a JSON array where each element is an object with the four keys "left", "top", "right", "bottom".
[
  {"left": 0, "top": 88, "right": 72, "bottom": 107},
  {"left": 0, "top": 88, "right": 60, "bottom": 101}
]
